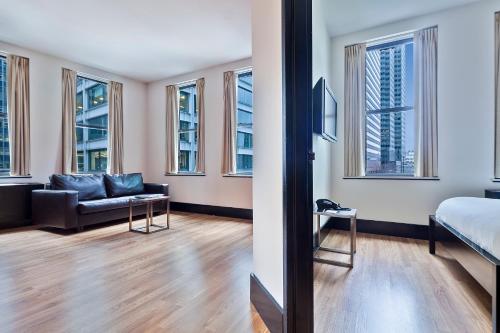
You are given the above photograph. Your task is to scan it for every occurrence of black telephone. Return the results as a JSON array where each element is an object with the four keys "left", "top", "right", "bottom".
[{"left": 316, "top": 199, "right": 351, "bottom": 212}]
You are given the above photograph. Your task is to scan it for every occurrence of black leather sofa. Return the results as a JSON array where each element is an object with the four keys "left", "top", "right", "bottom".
[{"left": 32, "top": 173, "right": 168, "bottom": 231}]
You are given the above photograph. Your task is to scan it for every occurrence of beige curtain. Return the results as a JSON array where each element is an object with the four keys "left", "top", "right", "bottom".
[
  {"left": 195, "top": 78, "right": 206, "bottom": 173},
  {"left": 344, "top": 44, "right": 366, "bottom": 177},
  {"left": 495, "top": 13, "right": 500, "bottom": 178},
  {"left": 7, "top": 55, "right": 30, "bottom": 176},
  {"left": 414, "top": 27, "right": 438, "bottom": 177},
  {"left": 62, "top": 68, "right": 77, "bottom": 174},
  {"left": 222, "top": 71, "right": 237, "bottom": 174},
  {"left": 165, "top": 85, "right": 179, "bottom": 174},
  {"left": 108, "top": 81, "right": 124, "bottom": 175}
]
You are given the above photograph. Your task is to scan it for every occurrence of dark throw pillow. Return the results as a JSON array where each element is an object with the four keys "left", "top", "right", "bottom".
[
  {"left": 104, "top": 173, "right": 145, "bottom": 197},
  {"left": 50, "top": 174, "right": 107, "bottom": 201}
]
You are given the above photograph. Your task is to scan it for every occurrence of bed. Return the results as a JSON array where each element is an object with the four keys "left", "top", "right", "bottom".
[{"left": 430, "top": 197, "right": 500, "bottom": 332}]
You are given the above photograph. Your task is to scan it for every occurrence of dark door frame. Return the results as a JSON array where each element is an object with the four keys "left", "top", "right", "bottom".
[{"left": 282, "top": 0, "right": 314, "bottom": 332}]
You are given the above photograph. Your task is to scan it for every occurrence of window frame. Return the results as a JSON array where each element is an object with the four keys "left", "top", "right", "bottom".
[
  {"left": 176, "top": 81, "right": 201, "bottom": 175},
  {"left": 363, "top": 36, "right": 415, "bottom": 178},
  {"left": 75, "top": 74, "right": 109, "bottom": 174},
  {"left": 233, "top": 68, "right": 254, "bottom": 176}
]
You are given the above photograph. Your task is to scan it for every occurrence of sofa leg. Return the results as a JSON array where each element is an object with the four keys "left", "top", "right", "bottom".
[
  {"left": 76, "top": 226, "right": 83, "bottom": 233},
  {"left": 429, "top": 216, "right": 436, "bottom": 255}
]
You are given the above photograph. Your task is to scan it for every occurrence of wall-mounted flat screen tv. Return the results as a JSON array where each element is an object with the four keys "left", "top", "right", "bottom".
[{"left": 313, "top": 77, "right": 337, "bottom": 142}]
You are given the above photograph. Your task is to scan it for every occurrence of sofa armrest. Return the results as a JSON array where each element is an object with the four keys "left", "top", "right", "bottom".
[
  {"left": 32, "top": 190, "right": 79, "bottom": 229},
  {"left": 144, "top": 183, "right": 169, "bottom": 196}
]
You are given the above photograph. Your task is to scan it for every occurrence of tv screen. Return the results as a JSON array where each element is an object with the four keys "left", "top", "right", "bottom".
[{"left": 313, "top": 77, "right": 337, "bottom": 142}]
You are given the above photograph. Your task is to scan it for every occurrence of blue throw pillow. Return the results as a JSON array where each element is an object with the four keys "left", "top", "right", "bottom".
[
  {"left": 104, "top": 173, "right": 145, "bottom": 197},
  {"left": 50, "top": 174, "right": 107, "bottom": 201}
]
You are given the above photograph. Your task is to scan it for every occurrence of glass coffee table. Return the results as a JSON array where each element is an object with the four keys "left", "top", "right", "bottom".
[{"left": 128, "top": 195, "right": 170, "bottom": 234}]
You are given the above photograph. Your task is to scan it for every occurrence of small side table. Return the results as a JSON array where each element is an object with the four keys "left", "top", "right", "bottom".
[
  {"left": 129, "top": 195, "right": 170, "bottom": 234},
  {"left": 313, "top": 209, "right": 357, "bottom": 268}
]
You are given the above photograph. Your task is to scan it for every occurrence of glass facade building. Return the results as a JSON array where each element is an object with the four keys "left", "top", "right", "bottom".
[
  {"left": 76, "top": 76, "right": 108, "bottom": 173},
  {"left": 365, "top": 39, "right": 414, "bottom": 175},
  {"left": 0, "top": 57, "right": 9, "bottom": 174},
  {"left": 236, "top": 71, "right": 253, "bottom": 174},
  {"left": 178, "top": 84, "right": 198, "bottom": 172}
]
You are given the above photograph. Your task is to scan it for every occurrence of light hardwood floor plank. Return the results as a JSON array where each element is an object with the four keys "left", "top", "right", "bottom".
[
  {"left": 0, "top": 212, "right": 269, "bottom": 333},
  {"left": 314, "top": 230, "right": 491, "bottom": 333}
]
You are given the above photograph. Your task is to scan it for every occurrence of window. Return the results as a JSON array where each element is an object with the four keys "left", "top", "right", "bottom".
[
  {"left": 76, "top": 92, "right": 83, "bottom": 113},
  {"left": 87, "top": 83, "right": 107, "bottom": 108},
  {"left": 0, "top": 56, "right": 9, "bottom": 175},
  {"left": 76, "top": 76, "right": 108, "bottom": 173},
  {"left": 365, "top": 37, "right": 414, "bottom": 176},
  {"left": 236, "top": 70, "right": 253, "bottom": 174},
  {"left": 177, "top": 83, "right": 198, "bottom": 173}
]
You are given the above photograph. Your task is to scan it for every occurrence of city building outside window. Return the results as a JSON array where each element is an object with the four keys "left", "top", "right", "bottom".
[
  {"left": 178, "top": 83, "right": 198, "bottom": 173},
  {"left": 76, "top": 76, "right": 108, "bottom": 173},
  {"left": 236, "top": 70, "right": 253, "bottom": 174},
  {"left": 365, "top": 37, "right": 414, "bottom": 176},
  {"left": 0, "top": 56, "right": 9, "bottom": 175}
]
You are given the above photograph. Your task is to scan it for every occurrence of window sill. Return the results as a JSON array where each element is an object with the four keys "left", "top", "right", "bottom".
[
  {"left": 343, "top": 176, "right": 439, "bottom": 181},
  {"left": 0, "top": 175, "right": 32, "bottom": 179},
  {"left": 223, "top": 173, "right": 253, "bottom": 178},
  {"left": 164, "top": 172, "right": 205, "bottom": 176}
]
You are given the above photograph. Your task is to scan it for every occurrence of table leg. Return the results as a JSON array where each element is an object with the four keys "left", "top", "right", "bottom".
[
  {"left": 167, "top": 198, "right": 170, "bottom": 229},
  {"left": 146, "top": 202, "right": 150, "bottom": 233},
  {"left": 350, "top": 217, "right": 356, "bottom": 267},
  {"left": 129, "top": 200, "right": 132, "bottom": 231},
  {"left": 353, "top": 216, "right": 357, "bottom": 253},
  {"left": 316, "top": 214, "right": 321, "bottom": 248},
  {"left": 150, "top": 202, "right": 154, "bottom": 226}
]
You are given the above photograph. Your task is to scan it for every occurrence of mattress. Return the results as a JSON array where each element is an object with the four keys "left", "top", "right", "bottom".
[{"left": 435, "top": 197, "right": 500, "bottom": 259}]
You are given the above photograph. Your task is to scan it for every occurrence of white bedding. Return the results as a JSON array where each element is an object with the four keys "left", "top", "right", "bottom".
[{"left": 435, "top": 197, "right": 500, "bottom": 259}]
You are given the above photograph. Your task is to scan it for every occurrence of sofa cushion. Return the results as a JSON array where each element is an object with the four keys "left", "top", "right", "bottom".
[
  {"left": 104, "top": 173, "right": 145, "bottom": 197},
  {"left": 50, "top": 174, "right": 107, "bottom": 201},
  {"left": 78, "top": 196, "right": 137, "bottom": 214}
]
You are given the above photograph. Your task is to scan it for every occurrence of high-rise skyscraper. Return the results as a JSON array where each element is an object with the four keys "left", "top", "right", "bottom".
[
  {"left": 366, "top": 42, "right": 408, "bottom": 174},
  {"left": 365, "top": 48, "right": 382, "bottom": 173}
]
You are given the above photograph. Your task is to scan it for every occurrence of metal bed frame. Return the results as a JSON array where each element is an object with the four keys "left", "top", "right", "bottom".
[{"left": 429, "top": 215, "right": 500, "bottom": 332}]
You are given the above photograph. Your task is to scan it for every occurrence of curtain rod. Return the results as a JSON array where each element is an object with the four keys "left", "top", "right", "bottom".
[
  {"left": 235, "top": 66, "right": 253, "bottom": 73},
  {"left": 175, "top": 78, "right": 198, "bottom": 87},
  {"left": 345, "top": 25, "right": 438, "bottom": 48},
  {"left": 173, "top": 65, "right": 253, "bottom": 87},
  {"left": 76, "top": 71, "right": 110, "bottom": 84}
]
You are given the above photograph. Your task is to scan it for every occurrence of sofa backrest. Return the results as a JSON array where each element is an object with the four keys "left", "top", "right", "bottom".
[
  {"left": 104, "top": 173, "right": 145, "bottom": 197},
  {"left": 50, "top": 174, "right": 107, "bottom": 201}
]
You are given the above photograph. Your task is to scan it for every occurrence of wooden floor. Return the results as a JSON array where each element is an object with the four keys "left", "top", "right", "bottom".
[
  {"left": 314, "top": 229, "right": 492, "bottom": 333},
  {"left": 0, "top": 212, "right": 269, "bottom": 333},
  {"left": 1, "top": 214, "right": 491, "bottom": 332}
]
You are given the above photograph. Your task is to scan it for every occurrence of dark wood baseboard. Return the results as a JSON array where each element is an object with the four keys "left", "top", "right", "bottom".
[
  {"left": 170, "top": 202, "right": 252, "bottom": 220},
  {"left": 250, "top": 273, "right": 283, "bottom": 333},
  {"left": 325, "top": 217, "right": 429, "bottom": 240}
]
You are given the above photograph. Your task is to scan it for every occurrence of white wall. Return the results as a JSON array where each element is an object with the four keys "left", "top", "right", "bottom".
[
  {"left": 251, "top": 0, "right": 283, "bottom": 306},
  {"left": 144, "top": 58, "right": 252, "bottom": 209},
  {"left": 313, "top": 0, "right": 334, "bottom": 230},
  {"left": 329, "top": 0, "right": 500, "bottom": 225},
  {"left": 0, "top": 41, "right": 148, "bottom": 184}
]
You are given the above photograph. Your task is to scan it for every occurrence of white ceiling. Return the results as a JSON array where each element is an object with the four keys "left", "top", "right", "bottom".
[
  {"left": 0, "top": 0, "right": 252, "bottom": 82},
  {"left": 321, "top": 0, "right": 481, "bottom": 37}
]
